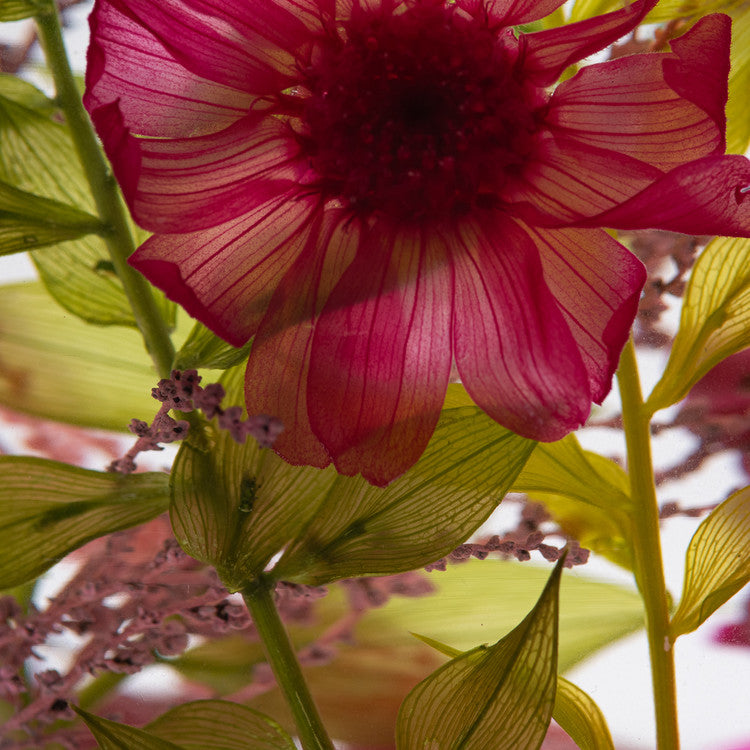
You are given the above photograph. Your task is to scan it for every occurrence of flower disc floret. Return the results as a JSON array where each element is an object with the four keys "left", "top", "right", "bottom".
[{"left": 300, "top": 4, "right": 545, "bottom": 219}]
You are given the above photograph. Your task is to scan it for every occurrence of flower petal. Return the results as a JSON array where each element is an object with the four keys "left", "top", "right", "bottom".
[
  {"left": 451, "top": 214, "right": 591, "bottom": 441},
  {"left": 521, "top": 225, "right": 646, "bottom": 402},
  {"left": 92, "top": 101, "right": 305, "bottom": 233},
  {"left": 455, "top": 0, "right": 566, "bottom": 27},
  {"left": 244, "top": 209, "right": 359, "bottom": 470},
  {"left": 308, "top": 222, "right": 454, "bottom": 486},
  {"left": 506, "top": 134, "right": 661, "bottom": 225},
  {"left": 84, "top": 0, "right": 252, "bottom": 137},
  {"left": 521, "top": 0, "right": 656, "bottom": 86},
  {"left": 129, "top": 192, "right": 321, "bottom": 346},
  {"left": 547, "top": 14, "right": 729, "bottom": 172},
  {"left": 577, "top": 155, "right": 750, "bottom": 237}
]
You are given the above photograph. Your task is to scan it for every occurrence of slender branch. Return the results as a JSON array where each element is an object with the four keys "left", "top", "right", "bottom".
[
  {"left": 34, "top": 2, "right": 176, "bottom": 378},
  {"left": 617, "top": 337, "right": 680, "bottom": 750},
  {"left": 242, "top": 576, "right": 335, "bottom": 750}
]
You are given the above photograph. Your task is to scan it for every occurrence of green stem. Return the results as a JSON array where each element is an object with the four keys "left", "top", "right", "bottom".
[
  {"left": 34, "top": 3, "right": 175, "bottom": 378},
  {"left": 242, "top": 576, "right": 335, "bottom": 750},
  {"left": 617, "top": 337, "right": 679, "bottom": 750}
]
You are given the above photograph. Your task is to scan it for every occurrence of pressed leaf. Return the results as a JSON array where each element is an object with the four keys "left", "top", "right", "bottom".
[
  {"left": 0, "top": 179, "right": 104, "bottom": 255},
  {"left": 0, "top": 80, "right": 135, "bottom": 324},
  {"left": 146, "top": 700, "right": 296, "bottom": 750},
  {"left": 172, "top": 321, "right": 252, "bottom": 371},
  {"left": 0, "top": 456, "right": 169, "bottom": 587},
  {"left": 0, "top": 283, "right": 160, "bottom": 429},
  {"left": 396, "top": 558, "right": 564, "bottom": 750},
  {"left": 170, "top": 365, "right": 338, "bottom": 590},
  {"left": 273, "top": 388, "right": 535, "bottom": 585},
  {"left": 511, "top": 436, "right": 633, "bottom": 569},
  {"left": 0, "top": 0, "right": 43, "bottom": 20},
  {"left": 553, "top": 675, "right": 615, "bottom": 750},
  {"left": 670, "top": 486, "right": 750, "bottom": 639},
  {"left": 74, "top": 707, "right": 183, "bottom": 750},
  {"left": 647, "top": 236, "right": 750, "bottom": 413}
]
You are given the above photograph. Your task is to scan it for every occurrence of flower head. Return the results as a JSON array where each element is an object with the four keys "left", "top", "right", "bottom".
[{"left": 85, "top": 0, "right": 750, "bottom": 484}]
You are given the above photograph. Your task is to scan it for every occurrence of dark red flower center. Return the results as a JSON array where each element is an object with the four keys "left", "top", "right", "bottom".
[{"left": 299, "top": 3, "right": 547, "bottom": 221}]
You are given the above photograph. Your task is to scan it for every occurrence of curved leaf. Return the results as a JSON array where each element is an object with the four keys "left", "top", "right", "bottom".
[
  {"left": 146, "top": 700, "right": 296, "bottom": 750},
  {"left": 647, "top": 236, "right": 750, "bottom": 413},
  {"left": 396, "top": 559, "right": 564, "bottom": 750},
  {"left": 0, "top": 0, "right": 44, "bottom": 20},
  {"left": 670, "top": 486, "right": 750, "bottom": 639},
  {"left": 511, "top": 436, "right": 633, "bottom": 569},
  {"left": 0, "top": 456, "right": 169, "bottom": 587},
  {"left": 274, "top": 389, "right": 535, "bottom": 585},
  {"left": 172, "top": 321, "right": 252, "bottom": 371},
  {"left": 0, "top": 179, "right": 104, "bottom": 255},
  {"left": 553, "top": 675, "right": 615, "bottom": 750},
  {"left": 75, "top": 707, "right": 185, "bottom": 750}
]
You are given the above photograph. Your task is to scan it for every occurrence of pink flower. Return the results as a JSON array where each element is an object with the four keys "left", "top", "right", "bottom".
[{"left": 85, "top": 0, "right": 750, "bottom": 484}]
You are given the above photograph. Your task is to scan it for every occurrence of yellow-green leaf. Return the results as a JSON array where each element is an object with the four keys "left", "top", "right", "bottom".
[
  {"left": 511, "top": 436, "right": 633, "bottom": 569},
  {"left": 74, "top": 706, "right": 184, "bottom": 750},
  {"left": 568, "top": 0, "right": 619, "bottom": 23},
  {"left": 172, "top": 321, "right": 252, "bottom": 371},
  {"left": 553, "top": 675, "right": 615, "bottom": 750},
  {"left": 0, "top": 0, "right": 44, "bottom": 20},
  {"left": 670, "top": 486, "right": 750, "bottom": 639},
  {"left": 726, "top": 5, "right": 750, "bottom": 154},
  {"left": 396, "top": 559, "right": 564, "bottom": 750},
  {"left": 0, "top": 179, "right": 104, "bottom": 255},
  {"left": 0, "top": 283, "right": 158, "bottom": 429},
  {"left": 0, "top": 456, "right": 169, "bottom": 588},
  {"left": 647, "top": 236, "right": 750, "bottom": 413},
  {"left": 273, "top": 391, "right": 535, "bottom": 585},
  {"left": 146, "top": 700, "right": 296, "bottom": 750},
  {"left": 0, "top": 80, "right": 133, "bottom": 324}
]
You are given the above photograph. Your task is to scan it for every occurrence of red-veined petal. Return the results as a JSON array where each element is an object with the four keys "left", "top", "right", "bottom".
[
  {"left": 245, "top": 209, "right": 359, "bottom": 469},
  {"left": 547, "top": 14, "right": 729, "bottom": 171},
  {"left": 92, "top": 102, "right": 306, "bottom": 233},
  {"left": 455, "top": 0, "right": 565, "bottom": 28},
  {"left": 451, "top": 214, "right": 591, "bottom": 441},
  {"left": 308, "top": 222, "right": 454, "bottom": 486},
  {"left": 521, "top": 0, "right": 656, "bottom": 86},
  {"left": 129, "top": 192, "right": 321, "bottom": 345},
  {"left": 522, "top": 225, "right": 646, "bottom": 402}
]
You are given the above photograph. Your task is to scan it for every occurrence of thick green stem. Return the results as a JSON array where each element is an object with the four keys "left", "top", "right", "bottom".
[
  {"left": 34, "top": 3, "right": 175, "bottom": 378},
  {"left": 617, "top": 337, "right": 680, "bottom": 750},
  {"left": 243, "top": 576, "right": 335, "bottom": 750}
]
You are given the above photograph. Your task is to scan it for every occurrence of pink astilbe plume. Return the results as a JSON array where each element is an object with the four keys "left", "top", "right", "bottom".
[{"left": 85, "top": 0, "right": 750, "bottom": 484}]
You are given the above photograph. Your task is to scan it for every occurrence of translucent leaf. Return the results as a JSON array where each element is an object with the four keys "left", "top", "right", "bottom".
[
  {"left": 74, "top": 707, "right": 183, "bottom": 750},
  {"left": 0, "top": 282, "right": 159, "bottom": 429},
  {"left": 0, "top": 79, "right": 134, "bottom": 324},
  {"left": 0, "top": 179, "right": 103, "bottom": 254},
  {"left": 172, "top": 321, "right": 252, "bottom": 371},
  {"left": 568, "top": 0, "right": 619, "bottom": 23},
  {"left": 172, "top": 378, "right": 534, "bottom": 588},
  {"left": 0, "top": 456, "right": 169, "bottom": 587},
  {"left": 146, "top": 700, "right": 296, "bottom": 750},
  {"left": 670, "top": 486, "right": 750, "bottom": 638},
  {"left": 0, "top": 0, "right": 43, "bottom": 21},
  {"left": 726, "top": 6, "right": 750, "bottom": 154},
  {"left": 396, "top": 559, "right": 564, "bottom": 750},
  {"left": 553, "top": 676, "right": 615, "bottom": 750},
  {"left": 170, "top": 365, "right": 338, "bottom": 590},
  {"left": 274, "top": 391, "right": 535, "bottom": 585},
  {"left": 511, "top": 436, "right": 633, "bottom": 569},
  {"left": 647, "top": 236, "right": 750, "bottom": 413}
]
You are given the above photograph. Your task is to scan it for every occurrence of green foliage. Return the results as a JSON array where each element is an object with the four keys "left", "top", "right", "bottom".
[
  {"left": 396, "top": 559, "right": 563, "bottom": 749},
  {"left": 554, "top": 676, "right": 615, "bottom": 750},
  {"left": 0, "top": 0, "right": 45, "bottom": 21},
  {"left": 512, "top": 436, "right": 633, "bottom": 570},
  {"left": 670, "top": 486, "right": 750, "bottom": 639},
  {"left": 173, "top": 321, "right": 253, "bottom": 371},
  {"left": 647, "top": 236, "right": 750, "bottom": 413},
  {"left": 76, "top": 701, "right": 297, "bottom": 750},
  {"left": 0, "top": 456, "right": 169, "bottom": 587}
]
